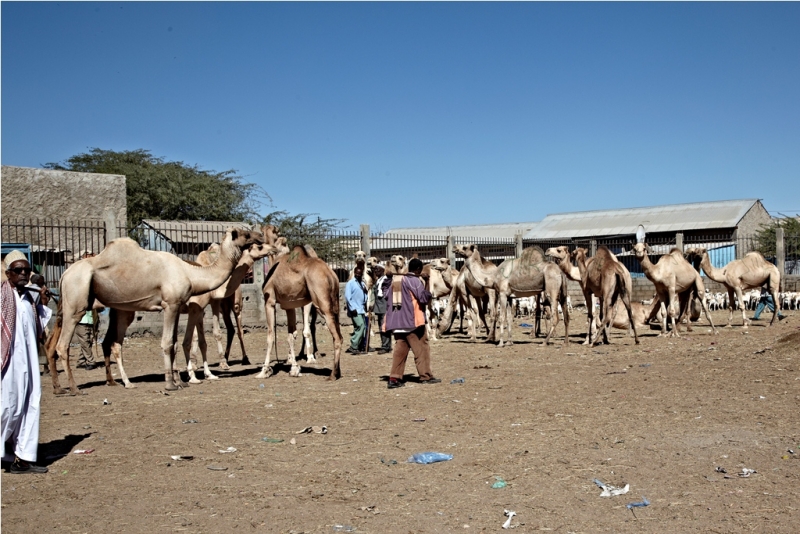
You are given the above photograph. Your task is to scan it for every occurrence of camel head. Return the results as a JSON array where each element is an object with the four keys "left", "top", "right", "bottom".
[
  {"left": 227, "top": 227, "right": 265, "bottom": 248},
  {"left": 453, "top": 243, "right": 478, "bottom": 258},
  {"left": 570, "top": 247, "right": 588, "bottom": 264},
  {"left": 545, "top": 246, "right": 570, "bottom": 262},
  {"left": 260, "top": 225, "right": 281, "bottom": 246},
  {"left": 273, "top": 236, "right": 290, "bottom": 255},
  {"left": 355, "top": 250, "right": 367, "bottom": 265},
  {"left": 632, "top": 242, "right": 649, "bottom": 259},
  {"left": 388, "top": 255, "right": 407, "bottom": 274},
  {"left": 430, "top": 257, "right": 451, "bottom": 271},
  {"left": 246, "top": 242, "right": 281, "bottom": 261},
  {"left": 367, "top": 256, "right": 380, "bottom": 269}
]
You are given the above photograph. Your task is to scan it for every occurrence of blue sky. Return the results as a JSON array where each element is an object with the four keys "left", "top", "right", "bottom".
[{"left": 3, "top": 2, "right": 799, "bottom": 230}]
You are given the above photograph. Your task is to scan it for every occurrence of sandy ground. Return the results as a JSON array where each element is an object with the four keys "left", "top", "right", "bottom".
[{"left": 1, "top": 309, "right": 799, "bottom": 533}]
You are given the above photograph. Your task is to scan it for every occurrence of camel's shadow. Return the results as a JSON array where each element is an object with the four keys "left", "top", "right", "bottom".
[{"left": 37, "top": 433, "right": 92, "bottom": 466}]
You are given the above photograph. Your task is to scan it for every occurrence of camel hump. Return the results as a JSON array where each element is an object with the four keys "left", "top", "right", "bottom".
[
  {"left": 303, "top": 244, "right": 319, "bottom": 258},
  {"left": 520, "top": 246, "right": 545, "bottom": 263}
]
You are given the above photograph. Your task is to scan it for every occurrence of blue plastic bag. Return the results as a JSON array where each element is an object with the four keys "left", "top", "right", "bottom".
[{"left": 407, "top": 452, "right": 453, "bottom": 464}]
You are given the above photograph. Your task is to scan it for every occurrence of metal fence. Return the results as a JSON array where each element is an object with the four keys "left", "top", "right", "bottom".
[{"left": 3, "top": 218, "right": 798, "bottom": 286}]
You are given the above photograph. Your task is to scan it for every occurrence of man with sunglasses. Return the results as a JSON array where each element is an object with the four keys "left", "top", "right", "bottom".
[{"left": 1, "top": 250, "right": 48, "bottom": 474}]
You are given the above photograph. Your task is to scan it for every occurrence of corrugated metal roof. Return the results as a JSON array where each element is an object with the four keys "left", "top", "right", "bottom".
[
  {"left": 385, "top": 221, "right": 539, "bottom": 239},
  {"left": 524, "top": 199, "right": 760, "bottom": 240}
]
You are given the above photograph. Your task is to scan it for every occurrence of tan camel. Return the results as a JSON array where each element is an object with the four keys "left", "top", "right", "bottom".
[
  {"left": 258, "top": 225, "right": 343, "bottom": 380},
  {"left": 436, "top": 266, "right": 483, "bottom": 340},
  {"left": 452, "top": 245, "right": 498, "bottom": 342},
  {"left": 181, "top": 241, "right": 279, "bottom": 383},
  {"left": 46, "top": 228, "right": 265, "bottom": 394},
  {"left": 685, "top": 247, "right": 781, "bottom": 328},
  {"left": 571, "top": 247, "right": 639, "bottom": 346},
  {"left": 422, "top": 258, "right": 457, "bottom": 340},
  {"left": 461, "top": 245, "right": 569, "bottom": 346},
  {"left": 632, "top": 243, "right": 718, "bottom": 337}
]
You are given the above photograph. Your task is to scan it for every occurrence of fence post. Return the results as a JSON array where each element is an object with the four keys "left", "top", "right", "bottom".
[
  {"left": 104, "top": 208, "right": 118, "bottom": 242},
  {"left": 776, "top": 227, "right": 785, "bottom": 280},
  {"left": 447, "top": 235, "right": 455, "bottom": 265},
  {"left": 590, "top": 239, "right": 597, "bottom": 257},
  {"left": 360, "top": 224, "right": 370, "bottom": 257},
  {"left": 253, "top": 259, "right": 267, "bottom": 321},
  {"left": 515, "top": 233, "right": 523, "bottom": 258},
  {"left": 675, "top": 232, "right": 684, "bottom": 253}
]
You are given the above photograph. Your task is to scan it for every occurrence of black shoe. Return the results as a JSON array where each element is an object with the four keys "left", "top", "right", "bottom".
[
  {"left": 345, "top": 348, "right": 360, "bottom": 355},
  {"left": 9, "top": 459, "right": 48, "bottom": 474},
  {"left": 77, "top": 362, "right": 94, "bottom": 370},
  {"left": 421, "top": 378, "right": 442, "bottom": 385},
  {"left": 779, "top": 315, "right": 787, "bottom": 321},
  {"left": 751, "top": 317, "right": 761, "bottom": 321},
  {"left": 387, "top": 379, "right": 404, "bottom": 389},
  {"left": 376, "top": 349, "right": 391, "bottom": 355}
]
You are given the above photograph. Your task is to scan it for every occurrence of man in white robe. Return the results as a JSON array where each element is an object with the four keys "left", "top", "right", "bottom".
[{"left": 2, "top": 251, "right": 47, "bottom": 474}]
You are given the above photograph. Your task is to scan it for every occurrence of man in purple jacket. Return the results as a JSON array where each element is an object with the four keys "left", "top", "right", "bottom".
[{"left": 381, "top": 258, "right": 441, "bottom": 389}]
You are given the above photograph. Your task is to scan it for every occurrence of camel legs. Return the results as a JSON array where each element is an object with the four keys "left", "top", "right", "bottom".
[
  {"left": 300, "top": 303, "right": 317, "bottom": 364},
  {"left": 285, "top": 308, "right": 302, "bottom": 377},
  {"left": 495, "top": 292, "right": 512, "bottom": 347},
  {"left": 582, "top": 289, "right": 595, "bottom": 345},
  {"left": 182, "top": 305, "right": 216, "bottom": 384},
  {"left": 100, "top": 309, "right": 138, "bottom": 389},
  {"left": 544, "top": 288, "right": 568, "bottom": 345},
  {"left": 50, "top": 311, "right": 82, "bottom": 395},
  {"left": 256, "top": 300, "right": 277, "bottom": 379},
  {"left": 160, "top": 306, "right": 186, "bottom": 390}
]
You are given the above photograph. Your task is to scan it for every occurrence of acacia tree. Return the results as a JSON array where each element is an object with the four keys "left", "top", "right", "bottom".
[
  {"left": 45, "top": 148, "right": 268, "bottom": 227},
  {"left": 262, "top": 210, "right": 355, "bottom": 264},
  {"left": 754, "top": 215, "right": 800, "bottom": 272}
]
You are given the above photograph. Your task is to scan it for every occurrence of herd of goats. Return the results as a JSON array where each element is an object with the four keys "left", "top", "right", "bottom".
[{"left": 40, "top": 224, "right": 789, "bottom": 397}]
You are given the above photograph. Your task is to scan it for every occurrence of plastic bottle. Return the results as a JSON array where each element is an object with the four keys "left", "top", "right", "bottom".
[
  {"left": 451, "top": 378, "right": 465, "bottom": 384},
  {"left": 407, "top": 452, "right": 453, "bottom": 464}
]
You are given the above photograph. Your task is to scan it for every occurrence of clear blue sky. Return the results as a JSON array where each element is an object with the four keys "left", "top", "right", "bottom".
[{"left": 3, "top": 2, "right": 799, "bottom": 230}]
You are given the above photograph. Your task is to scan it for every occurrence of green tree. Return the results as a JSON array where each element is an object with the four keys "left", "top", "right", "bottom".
[
  {"left": 753, "top": 214, "right": 800, "bottom": 262},
  {"left": 45, "top": 148, "right": 268, "bottom": 227},
  {"left": 262, "top": 211, "right": 355, "bottom": 264}
]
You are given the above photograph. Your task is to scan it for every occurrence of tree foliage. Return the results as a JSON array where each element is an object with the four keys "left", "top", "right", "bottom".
[
  {"left": 754, "top": 214, "right": 800, "bottom": 261},
  {"left": 45, "top": 148, "right": 268, "bottom": 227},
  {"left": 262, "top": 210, "right": 355, "bottom": 264}
]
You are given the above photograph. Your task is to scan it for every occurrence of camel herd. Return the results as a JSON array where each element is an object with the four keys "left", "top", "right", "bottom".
[{"left": 42, "top": 226, "right": 785, "bottom": 396}]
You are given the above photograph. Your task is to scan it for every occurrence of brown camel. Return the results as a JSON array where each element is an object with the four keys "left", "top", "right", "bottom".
[
  {"left": 452, "top": 244, "right": 498, "bottom": 342},
  {"left": 632, "top": 243, "right": 718, "bottom": 337},
  {"left": 422, "top": 258, "right": 457, "bottom": 340},
  {"left": 46, "top": 227, "right": 265, "bottom": 394},
  {"left": 258, "top": 225, "right": 343, "bottom": 380},
  {"left": 571, "top": 247, "right": 639, "bottom": 346},
  {"left": 436, "top": 266, "right": 483, "bottom": 340},
  {"left": 685, "top": 247, "right": 781, "bottom": 328},
  {"left": 182, "top": 241, "right": 279, "bottom": 383}
]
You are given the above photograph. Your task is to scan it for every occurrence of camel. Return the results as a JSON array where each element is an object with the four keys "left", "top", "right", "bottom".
[
  {"left": 461, "top": 245, "right": 569, "bottom": 346},
  {"left": 258, "top": 225, "right": 343, "bottom": 380},
  {"left": 571, "top": 247, "right": 639, "bottom": 346},
  {"left": 181, "top": 241, "right": 279, "bottom": 383},
  {"left": 452, "top": 245, "right": 498, "bottom": 342},
  {"left": 685, "top": 247, "right": 781, "bottom": 328},
  {"left": 436, "top": 266, "right": 483, "bottom": 340},
  {"left": 46, "top": 227, "right": 266, "bottom": 394},
  {"left": 422, "top": 258, "right": 458, "bottom": 340},
  {"left": 632, "top": 243, "right": 718, "bottom": 337}
]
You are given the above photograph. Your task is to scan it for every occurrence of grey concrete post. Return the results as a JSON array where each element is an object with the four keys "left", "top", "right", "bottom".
[
  {"left": 515, "top": 233, "right": 523, "bottom": 258},
  {"left": 676, "top": 232, "right": 684, "bottom": 253},
  {"left": 360, "top": 224, "right": 370, "bottom": 257},
  {"left": 447, "top": 235, "right": 455, "bottom": 265},
  {"left": 776, "top": 227, "right": 785, "bottom": 280},
  {"left": 103, "top": 208, "right": 118, "bottom": 242},
  {"left": 590, "top": 239, "right": 597, "bottom": 257}
]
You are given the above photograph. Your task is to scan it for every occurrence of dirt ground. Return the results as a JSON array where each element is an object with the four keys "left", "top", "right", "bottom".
[{"left": 2, "top": 309, "right": 799, "bottom": 533}]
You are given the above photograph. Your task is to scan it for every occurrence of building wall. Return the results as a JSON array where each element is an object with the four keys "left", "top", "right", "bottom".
[
  {"left": 736, "top": 200, "right": 772, "bottom": 237},
  {"left": 1, "top": 166, "right": 126, "bottom": 223}
]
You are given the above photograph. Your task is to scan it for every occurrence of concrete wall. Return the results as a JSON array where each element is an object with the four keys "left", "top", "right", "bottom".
[
  {"left": 1, "top": 166, "right": 126, "bottom": 223},
  {"left": 736, "top": 200, "right": 772, "bottom": 238}
]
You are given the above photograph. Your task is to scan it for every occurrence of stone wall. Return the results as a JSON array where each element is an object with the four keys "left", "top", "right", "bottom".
[
  {"left": 736, "top": 200, "right": 772, "bottom": 238},
  {"left": 1, "top": 166, "right": 126, "bottom": 223}
]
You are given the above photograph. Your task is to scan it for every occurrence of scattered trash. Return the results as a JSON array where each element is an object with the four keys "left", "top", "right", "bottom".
[
  {"left": 206, "top": 465, "right": 228, "bottom": 471},
  {"left": 412, "top": 418, "right": 426, "bottom": 422},
  {"left": 639, "top": 363, "right": 652, "bottom": 368},
  {"left": 102, "top": 399, "right": 110, "bottom": 405},
  {"left": 259, "top": 384, "right": 265, "bottom": 389},
  {"left": 502, "top": 510, "right": 516, "bottom": 529},
  {"left": 332, "top": 525, "right": 356, "bottom": 532},
  {"left": 218, "top": 447, "right": 237, "bottom": 454},
  {"left": 182, "top": 419, "right": 199, "bottom": 424},
  {"left": 170, "top": 455, "right": 194, "bottom": 461},
  {"left": 473, "top": 365, "right": 492, "bottom": 369},
  {"left": 380, "top": 457, "right": 398, "bottom": 465},
  {"left": 262, "top": 437, "right": 284, "bottom": 443},
  {"left": 626, "top": 497, "right": 650, "bottom": 509},
  {"left": 519, "top": 323, "right": 533, "bottom": 328},
  {"left": 739, "top": 468, "right": 756, "bottom": 478},
  {"left": 753, "top": 347, "right": 772, "bottom": 354},
  {"left": 82, "top": 425, "right": 91, "bottom": 429},
  {"left": 73, "top": 449, "right": 95, "bottom": 455},
  {"left": 407, "top": 452, "right": 453, "bottom": 464},
  {"left": 593, "top": 479, "right": 630, "bottom": 497},
  {"left": 491, "top": 476, "right": 507, "bottom": 489},
  {"left": 290, "top": 438, "right": 297, "bottom": 445},
  {"left": 451, "top": 378, "right": 465, "bottom": 384},
  {"left": 715, "top": 467, "right": 727, "bottom": 474},
  {"left": 296, "top": 425, "right": 328, "bottom": 434}
]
